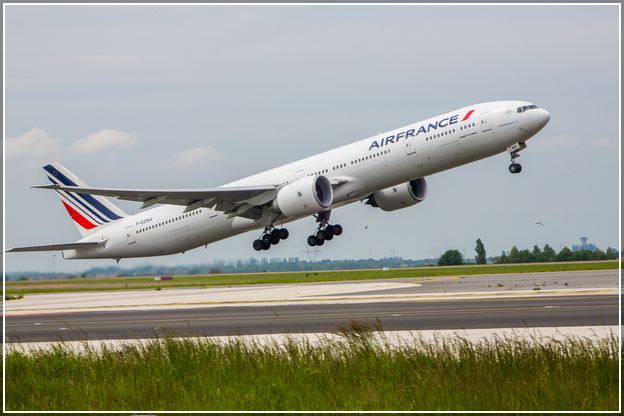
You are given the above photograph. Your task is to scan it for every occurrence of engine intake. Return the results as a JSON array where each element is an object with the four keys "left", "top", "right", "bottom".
[
  {"left": 367, "top": 178, "right": 428, "bottom": 212},
  {"left": 273, "top": 175, "right": 333, "bottom": 217}
]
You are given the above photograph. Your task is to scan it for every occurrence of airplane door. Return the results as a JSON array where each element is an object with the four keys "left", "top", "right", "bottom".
[
  {"left": 479, "top": 112, "right": 492, "bottom": 132},
  {"left": 125, "top": 225, "right": 136, "bottom": 245},
  {"left": 405, "top": 135, "right": 417, "bottom": 155}
]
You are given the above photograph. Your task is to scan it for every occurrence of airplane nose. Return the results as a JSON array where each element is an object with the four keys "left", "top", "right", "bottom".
[{"left": 537, "top": 108, "right": 550, "bottom": 127}]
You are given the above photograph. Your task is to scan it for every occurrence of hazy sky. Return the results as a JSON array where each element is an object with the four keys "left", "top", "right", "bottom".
[{"left": 4, "top": 4, "right": 620, "bottom": 273}]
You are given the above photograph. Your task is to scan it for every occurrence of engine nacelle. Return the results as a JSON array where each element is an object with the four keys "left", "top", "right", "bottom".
[
  {"left": 273, "top": 175, "right": 333, "bottom": 218},
  {"left": 367, "top": 178, "right": 428, "bottom": 212}
]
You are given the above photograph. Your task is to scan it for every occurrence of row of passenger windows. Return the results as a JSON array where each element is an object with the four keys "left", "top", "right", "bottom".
[
  {"left": 426, "top": 128, "right": 456, "bottom": 141},
  {"left": 424, "top": 121, "right": 476, "bottom": 142},
  {"left": 308, "top": 149, "right": 392, "bottom": 177},
  {"left": 351, "top": 149, "right": 390, "bottom": 165},
  {"left": 137, "top": 209, "right": 203, "bottom": 234},
  {"left": 517, "top": 104, "right": 538, "bottom": 113},
  {"left": 310, "top": 169, "right": 328, "bottom": 176}
]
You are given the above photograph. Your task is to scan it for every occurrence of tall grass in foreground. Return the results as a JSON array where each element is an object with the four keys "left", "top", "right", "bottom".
[{"left": 6, "top": 328, "right": 619, "bottom": 411}]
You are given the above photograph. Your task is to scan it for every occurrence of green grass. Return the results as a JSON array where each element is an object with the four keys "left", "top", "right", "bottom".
[
  {"left": 6, "top": 327, "right": 618, "bottom": 411},
  {"left": 6, "top": 260, "right": 618, "bottom": 295}
]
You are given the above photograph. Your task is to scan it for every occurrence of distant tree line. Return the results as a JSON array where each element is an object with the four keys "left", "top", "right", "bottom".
[
  {"left": 495, "top": 245, "right": 618, "bottom": 263},
  {"left": 7, "top": 257, "right": 439, "bottom": 280},
  {"left": 437, "top": 239, "right": 618, "bottom": 266}
]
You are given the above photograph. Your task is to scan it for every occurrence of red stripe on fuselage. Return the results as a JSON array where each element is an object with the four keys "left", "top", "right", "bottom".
[
  {"left": 462, "top": 110, "right": 475, "bottom": 121},
  {"left": 62, "top": 201, "right": 96, "bottom": 229}
]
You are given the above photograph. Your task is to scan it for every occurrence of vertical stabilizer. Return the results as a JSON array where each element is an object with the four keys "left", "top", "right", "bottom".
[{"left": 43, "top": 162, "right": 127, "bottom": 237}]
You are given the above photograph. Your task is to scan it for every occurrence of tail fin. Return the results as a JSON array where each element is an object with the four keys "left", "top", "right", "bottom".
[{"left": 43, "top": 162, "right": 127, "bottom": 237}]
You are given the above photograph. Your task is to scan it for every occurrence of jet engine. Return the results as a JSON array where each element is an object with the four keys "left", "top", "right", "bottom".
[
  {"left": 273, "top": 175, "right": 333, "bottom": 217},
  {"left": 366, "top": 178, "right": 428, "bottom": 212}
]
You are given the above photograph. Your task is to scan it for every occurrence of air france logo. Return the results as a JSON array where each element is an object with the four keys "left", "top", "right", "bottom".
[{"left": 368, "top": 110, "right": 475, "bottom": 151}]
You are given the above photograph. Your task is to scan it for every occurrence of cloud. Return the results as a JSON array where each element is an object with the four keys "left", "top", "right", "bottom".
[
  {"left": 5, "top": 128, "right": 59, "bottom": 159},
  {"left": 172, "top": 145, "right": 218, "bottom": 168},
  {"left": 70, "top": 129, "right": 137, "bottom": 154}
]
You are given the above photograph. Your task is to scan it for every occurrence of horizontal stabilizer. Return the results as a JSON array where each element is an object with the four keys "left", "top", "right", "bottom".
[{"left": 6, "top": 241, "right": 104, "bottom": 253}]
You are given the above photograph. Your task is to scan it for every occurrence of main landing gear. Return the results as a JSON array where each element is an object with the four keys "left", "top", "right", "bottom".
[
  {"left": 253, "top": 227, "right": 289, "bottom": 251},
  {"left": 307, "top": 212, "right": 343, "bottom": 247},
  {"left": 307, "top": 223, "right": 343, "bottom": 246}
]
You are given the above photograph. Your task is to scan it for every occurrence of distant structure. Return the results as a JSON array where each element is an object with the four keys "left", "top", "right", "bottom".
[{"left": 572, "top": 237, "right": 598, "bottom": 252}]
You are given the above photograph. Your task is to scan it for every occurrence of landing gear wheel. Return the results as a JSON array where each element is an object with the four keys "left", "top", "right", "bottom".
[
  {"left": 315, "top": 237, "right": 325, "bottom": 246},
  {"left": 333, "top": 224, "right": 343, "bottom": 236},
  {"left": 279, "top": 228, "right": 289, "bottom": 240},
  {"left": 261, "top": 234, "right": 271, "bottom": 245},
  {"left": 253, "top": 239, "right": 263, "bottom": 251},
  {"left": 307, "top": 235, "right": 318, "bottom": 246},
  {"left": 262, "top": 241, "right": 271, "bottom": 250},
  {"left": 509, "top": 163, "right": 522, "bottom": 174},
  {"left": 315, "top": 230, "right": 326, "bottom": 241},
  {"left": 325, "top": 225, "right": 336, "bottom": 236}
]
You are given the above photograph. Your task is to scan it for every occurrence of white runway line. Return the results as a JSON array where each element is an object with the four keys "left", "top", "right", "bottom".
[{"left": 7, "top": 326, "right": 618, "bottom": 354}]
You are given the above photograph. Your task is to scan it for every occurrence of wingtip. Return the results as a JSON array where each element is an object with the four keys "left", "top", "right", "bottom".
[{"left": 31, "top": 184, "right": 58, "bottom": 189}]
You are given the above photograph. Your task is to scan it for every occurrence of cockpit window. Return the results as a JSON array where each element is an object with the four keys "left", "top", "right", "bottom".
[{"left": 518, "top": 104, "right": 539, "bottom": 113}]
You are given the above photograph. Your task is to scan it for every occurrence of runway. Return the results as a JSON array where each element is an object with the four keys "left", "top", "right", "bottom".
[{"left": 6, "top": 294, "right": 617, "bottom": 343}]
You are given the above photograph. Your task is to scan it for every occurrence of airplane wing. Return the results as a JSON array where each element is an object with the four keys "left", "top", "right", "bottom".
[
  {"left": 33, "top": 184, "right": 280, "bottom": 219},
  {"left": 34, "top": 178, "right": 351, "bottom": 221},
  {"left": 6, "top": 241, "right": 104, "bottom": 253}
]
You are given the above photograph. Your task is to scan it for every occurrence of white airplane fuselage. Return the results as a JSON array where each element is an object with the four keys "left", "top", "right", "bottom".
[{"left": 61, "top": 100, "right": 550, "bottom": 260}]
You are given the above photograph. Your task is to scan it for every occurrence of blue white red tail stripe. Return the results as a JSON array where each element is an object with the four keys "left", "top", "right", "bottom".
[
  {"left": 43, "top": 164, "right": 124, "bottom": 221},
  {"left": 48, "top": 176, "right": 108, "bottom": 224}
]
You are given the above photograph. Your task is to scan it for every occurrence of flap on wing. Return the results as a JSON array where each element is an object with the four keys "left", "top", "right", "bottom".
[
  {"left": 7, "top": 241, "right": 104, "bottom": 253},
  {"left": 33, "top": 184, "right": 279, "bottom": 211}
]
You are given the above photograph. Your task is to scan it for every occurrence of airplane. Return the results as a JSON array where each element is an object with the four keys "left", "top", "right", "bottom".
[{"left": 7, "top": 100, "right": 550, "bottom": 261}]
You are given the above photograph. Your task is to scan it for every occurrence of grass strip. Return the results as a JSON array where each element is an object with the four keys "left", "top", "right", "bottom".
[
  {"left": 6, "top": 260, "right": 618, "bottom": 295},
  {"left": 6, "top": 326, "right": 618, "bottom": 411}
]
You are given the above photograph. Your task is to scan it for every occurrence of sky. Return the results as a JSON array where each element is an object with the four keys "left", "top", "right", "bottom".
[{"left": 4, "top": 4, "right": 620, "bottom": 273}]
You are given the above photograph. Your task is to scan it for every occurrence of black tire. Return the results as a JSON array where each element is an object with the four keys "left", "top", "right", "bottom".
[
  {"left": 316, "top": 230, "right": 326, "bottom": 240},
  {"left": 279, "top": 228, "right": 289, "bottom": 240},
  {"left": 307, "top": 235, "right": 317, "bottom": 246},
  {"left": 316, "top": 237, "right": 325, "bottom": 246},
  {"left": 253, "top": 239, "right": 263, "bottom": 251},
  {"left": 325, "top": 225, "right": 336, "bottom": 236},
  {"left": 270, "top": 229, "right": 281, "bottom": 238},
  {"left": 262, "top": 241, "right": 271, "bottom": 250},
  {"left": 262, "top": 234, "right": 271, "bottom": 245},
  {"left": 324, "top": 233, "right": 334, "bottom": 241},
  {"left": 270, "top": 234, "right": 280, "bottom": 245},
  {"left": 333, "top": 224, "right": 343, "bottom": 236},
  {"left": 509, "top": 163, "right": 524, "bottom": 174}
]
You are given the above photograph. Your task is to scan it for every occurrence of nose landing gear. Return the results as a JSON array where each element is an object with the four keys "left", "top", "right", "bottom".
[
  {"left": 253, "top": 226, "right": 289, "bottom": 251},
  {"left": 507, "top": 142, "right": 526, "bottom": 174},
  {"left": 509, "top": 162, "right": 522, "bottom": 174}
]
